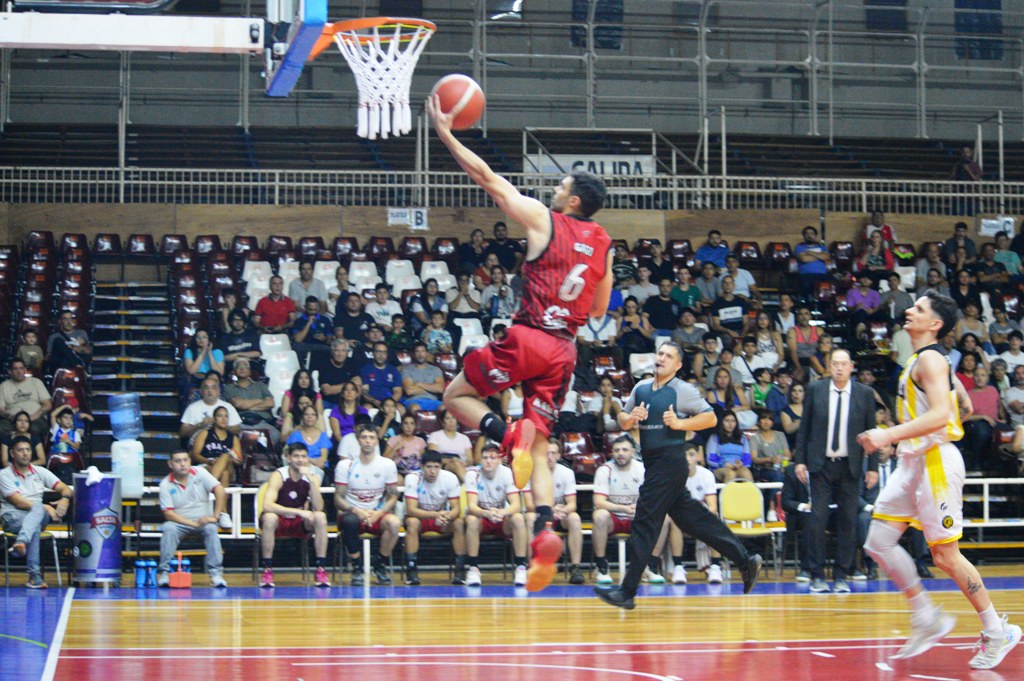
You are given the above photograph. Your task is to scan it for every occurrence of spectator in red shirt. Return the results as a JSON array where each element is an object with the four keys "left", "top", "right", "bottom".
[
  {"left": 254, "top": 275, "right": 297, "bottom": 334},
  {"left": 960, "top": 365, "right": 1005, "bottom": 473}
]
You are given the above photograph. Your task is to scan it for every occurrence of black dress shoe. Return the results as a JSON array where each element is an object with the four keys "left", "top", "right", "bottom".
[
  {"left": 916, "top": 562, "right": 934, "bottom": 579},
  {"left": 594, "top": 586, "right": 635, "bottom": 610},
  {"left": 741, "top": 554, "right": 763, "bottom": 594}
]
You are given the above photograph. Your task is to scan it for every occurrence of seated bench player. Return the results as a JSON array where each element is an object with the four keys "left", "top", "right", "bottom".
[
  {"left": 402, "top": 451, "right": 465, "bottom": 585},
  {"left": 592, "top": 434, "right": 645, "bottom": 585},
  {"left": 526, "top": 437, "right": 583, "bottom": 584},
  {"left": 464, "top": 442, "right": 529, "bottom": 586},
  {"left": 157, "top": 450, "right": 229, "bottom": 588},
  {"left": 334, "top": 424, "right": 401, "bottom": 586},
  {"left": 258, "top": 443, "right": 331, "bottom": 588}
]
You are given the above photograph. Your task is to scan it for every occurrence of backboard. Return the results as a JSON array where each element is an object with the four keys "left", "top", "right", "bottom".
[{"left": 264, "top": 0, "right": 327, "bottom": 97}]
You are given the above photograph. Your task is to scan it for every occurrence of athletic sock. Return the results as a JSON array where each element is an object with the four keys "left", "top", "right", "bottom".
[
  {"left": 596, "top": 558, "right": 609, "bottom": 573},
  {"left": 454, "top": 554, "right": 466, "bottom": 568},
  {"left": 467, "top": 556, "right": 479, "bottom": 568},
  {"left": 711, "top": 557, "right": 722, "bottom": 567},
  {"left": 375, "top": 552, "right": 388, "bottom": 568},
  {"left": 515, "top": 556, "right": 528, "bottom": 568},
  {"left": 672, "top": 555, "right": 684, "bottom": 566},
  {"left": 534, "top": 506, "right": 553, "bottom": 534},
  {"left": 979, "top": 605, "right": 1003, "bottom": 637},
  {"left": 909, "top": 591, "right": 938, "bottom": 625},
  {"left": 261, "top": 558, "right": 273, "bottom": 569},
  {"left": 315, "top": 557, "right": 326, "bottom": 568},
  {"left": 480, "top": 413, "right": 507, "bottom": 443},
  {"left": 647, "top": 556, "right": 661, "bottom": 571},
  {"left": 406, "top": 553, "right": 418, "bottom": 569}
]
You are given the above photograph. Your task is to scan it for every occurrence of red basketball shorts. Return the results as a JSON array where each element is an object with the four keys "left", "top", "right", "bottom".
[
  {"left": 463, "top": 324, "right": 576, "bottom": 437},
  {"left": 611, "top": 516, "right": 633, "bottom": 535},
  {"left": 479, "top": 518, "right": 509, "bottom": 537},
  {"left": 270, "top": 515, "right": 308, "bottom": 538},
  {"left": 417, "top": 517, "right": 452, "bottom": 534}
]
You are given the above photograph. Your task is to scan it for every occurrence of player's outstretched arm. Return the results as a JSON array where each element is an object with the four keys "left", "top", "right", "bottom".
[{"left": 427, "top": 94, "right": 548, "bottom": 231}]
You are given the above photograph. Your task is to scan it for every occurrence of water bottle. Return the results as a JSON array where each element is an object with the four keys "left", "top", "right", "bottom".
[
  {"left": 111, "top": 439, "right": 145, "bottom": 499},
  {"left": 489, "top": 293, "right": 500, "bottom": 317},
  {"left": 107, "top": 393, "right": 144, "bottom": 441},
  {"left": 145, "top": 560, "right": 157, "bottom": 587},
  {"left": 135, "top": 560, "right": 146, "bottom": 587},
  {"left": 182, "top": 558, "right": 192, "bottom": 574},
  {"left": 170, "top": 558, "right": 180, "bottom": 573}
]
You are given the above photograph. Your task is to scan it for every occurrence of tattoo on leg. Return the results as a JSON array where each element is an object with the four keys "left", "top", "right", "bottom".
[{"left": 967, "top": 576, "right": 982, "bottom": 595}]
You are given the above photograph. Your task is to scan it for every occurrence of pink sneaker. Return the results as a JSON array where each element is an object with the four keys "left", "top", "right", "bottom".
[
  {"left": 260, "top": 567, "right": 275, "bottom": 588},
  {"left": 314, "top": 566, "right": 330, "bottom": 587},
  {"left": 503, "top": 419, "right": 536, "bottom": 489}
]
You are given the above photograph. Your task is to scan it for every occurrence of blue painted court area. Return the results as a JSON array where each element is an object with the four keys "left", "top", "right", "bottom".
[{"left": 0, "top": 589, "right": 66, "bottom": 681}]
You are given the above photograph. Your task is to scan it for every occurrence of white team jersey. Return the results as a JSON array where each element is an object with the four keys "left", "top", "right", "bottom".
[
  {"left": 552, "top": 463, "right": 577, "bottom": 506},
  {"left": 465, "top": 465, "right": 517, "bottom": 510},
  {"left": 404, "top": 469, "right": 461, "bottom": 512},
  {"left": 334, "top": 455, "right": 398, "bottom": 510},
  {"left": 593, "top": 459, "right": 645, "bottom": 518},
  {"left": 896, "top": 346, "right": 964, "bottom": 457},
  {"left": 686, "top": 466, "right": 717, "bottom": 507}
]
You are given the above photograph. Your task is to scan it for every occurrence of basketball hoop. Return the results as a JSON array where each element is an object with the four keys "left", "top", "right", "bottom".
[{"left": 310, "top": 17, "right": 436, "bottom": 140}]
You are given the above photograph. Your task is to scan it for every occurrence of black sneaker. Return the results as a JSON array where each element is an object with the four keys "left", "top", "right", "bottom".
[
  {"left": 568, "top": 565, "right": 586, "bottom": 584},
  {"left": 351, "top": 570, "right": 365, "bottom": 587},
  {"left": 741, "top": 554, "right": 763, "bottom": 594},
  {"left": 405, "top": 566, "right": 420, "bottom": 586},
  {"left": 594, "top": 585, "right": 635, "bottom": 610},
  {"left": 372, "top": 564, "right": 392, "bottom": 585},
  {"left": 452, "top": 567, "right": 467, "bottom": 585}
]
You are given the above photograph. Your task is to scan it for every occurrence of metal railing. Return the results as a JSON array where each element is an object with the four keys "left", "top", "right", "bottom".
[{"left": 0, "top": 166, "right": 1017, "bottom": 216}]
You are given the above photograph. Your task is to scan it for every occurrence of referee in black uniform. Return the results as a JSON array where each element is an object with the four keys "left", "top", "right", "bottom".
[{"left": 594, "top": 341, "right": 762, "bottom": 609}]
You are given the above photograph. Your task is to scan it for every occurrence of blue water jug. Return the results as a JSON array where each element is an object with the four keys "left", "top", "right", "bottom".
[
  {"left": 135, "top": 560, "right": 146, "bottom": 587},
  {"left": 107, "top": 393, "right": 144, "bottom": 441},
  {"left": 145, "top": 560, "right": 158, "bottom": 588},
  {"left": 182, "top": 558, "right": 192, "bottom": 573}
]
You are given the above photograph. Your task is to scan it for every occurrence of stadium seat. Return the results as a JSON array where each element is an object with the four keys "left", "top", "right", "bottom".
[
  {"left": 259, "top": 333, "right": 291, "bottom": 355},
  {"left": 160, "top": 234, "right": 189, "bottom": 257},
  {"left": 194, "top": 235, "right": 223, "bottom": 256},
  {"left": 452, "top": 317, "right": 484, "bottom": 337},
  {"left": 430, "top": 237, "right": 459, "bottom": 269},
  {"left": 385, "top": 259, "right": 417, "bottom": 285},
  {"left": 25, "top": 231, "right": 55, "bottom": 253},
  {"left": 266, "top": 235, "right": 293, "bottom": 256},
  {"left": 603, "top": 369, "right": 634, "bottom": 397},
  {"left": 60, "top": 233, "right": 88, "bottom": 253},
  {"left": 331, "top": 236, "right": 360, "bottom": 264},
  {"left": 298, "top": 236, "right": 325, "bottom": 258},
  {"left": 434, "top": 274, "right": 457, "bottom": 292},
  {"left": 126, "top": 233, "right": 157, "bottom": 257},
  {"left": 232, "top": 235, "right": 259, "bottom": 256},
  {"left": 93, "top": 233, "right": 122, "bottom": 256},
  {"left": 420, "top": 260, "right": 450, "bottom": 282},
  {"left": 245, "top": 276, "right": 271, "bottom": 311},
  {"left": 366, "top": 236, "right": 396, "bottom": 268},
  {"left": 313, "top": 260, "right": 339, "bottom": 283},
  {"left": 399, "top": 236, "right": 428, "bottom": 264},
  {"left": 458, "top": 333, "right": 489, "bottom": 356},
  {"left": 241, "top": 260, "right": 273, "bottom": 283},
  {"left": 735, "top": 241, "right": 763, "bottom": 270},
  {"left": 829, "top": 241, "right": 855, "bottom": 272},
  {"left": 414, "top": 410, "right": 441, "bottom": 436},
  {"left": 392, "top": 274, "right": 423, "bottom": 299}
]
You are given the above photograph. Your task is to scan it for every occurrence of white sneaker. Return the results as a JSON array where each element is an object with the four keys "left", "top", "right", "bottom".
[
  {"left": 891, "top": 609, "right": 956, "bottom": 660},
  {"left": 642, "top": 567, "right": 666, "bottom": 584},
  {"left": 217, "top": 513, "right": 233, "bottom": 530},
  {"left": 513, "top": 565, "right": 528, "bottom": 586},
  {"left": 707, "top": 564, "right": 724, "bottom": 584},
  {"left": 969, "top": 616, "right": 1022, "bottom": 670},
  {"left": 210, "top": 574, "right": 228, "bottom": 588},
  {"left": 767, "top": 509, "right": 779, "bottom": 522},
  {"left": 156, "top": 571, "right": 170, "bottom": 588},
  {"left": 672, "top": 564, "right": 687, "bottom": 584},
  {"left": 595, "top": 570, "right": 613, "bottom": 585},
  {"left": 465, "top": 566, "right": 482, "bottom": 586}
]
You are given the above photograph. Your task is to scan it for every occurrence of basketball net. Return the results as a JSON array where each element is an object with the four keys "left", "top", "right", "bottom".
[{"left": 332, "top": 21, "right": 435, "bottom": 140}]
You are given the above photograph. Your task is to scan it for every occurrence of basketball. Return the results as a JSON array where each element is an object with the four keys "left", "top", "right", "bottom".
[{"left": 430, "top": 74, "right": 485, "bottom": 129}]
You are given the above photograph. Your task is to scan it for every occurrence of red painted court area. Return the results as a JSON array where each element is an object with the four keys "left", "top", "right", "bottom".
[{"left": 56, "top": 638, "right": 1022, "bottom": 681}]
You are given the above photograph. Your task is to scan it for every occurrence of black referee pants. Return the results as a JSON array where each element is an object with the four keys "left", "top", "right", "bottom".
[{"left": 621, "top": 446, "right": 750, "bottom": 596}]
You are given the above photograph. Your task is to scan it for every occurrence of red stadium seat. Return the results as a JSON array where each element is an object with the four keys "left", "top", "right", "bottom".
[
  {"left": 265, "top": 235, "right": 293, "bottom": 256},
  {"left": 25, "top": 230, "right": 55, "bottom": 253},
  {"left": 414, "top": 410, "right": 442, "bottom": 437},
  {"left": 830, "top": 241, "right": 855, "bottom": 272},
  {"left": 430, "top": 237, "right": 459, "bottom": 269},
  {"left": 366, "top": 236, "right": 396, "bottom": 269},
  {"left": 60, "top": 233, "right": 88, "bottom": 253},
  {"left": 735, "top": 241, "right": 763, "bottom": 270},
  {"left": 160, "top": 234, "right": 190, "bottom": 257},
  {"left": 194, "top": 234, "right": 223, "bottom": 256},
  {"left": 232, "top": 235, "right": 259, "bottom": 256},
  {"left": 298, "top": 236, "right": 325, "bottom": 258},
  {"left": 93, "top": 233, "right": 122, "bottom": 255}
]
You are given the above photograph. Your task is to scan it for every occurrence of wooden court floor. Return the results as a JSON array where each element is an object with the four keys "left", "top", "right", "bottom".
[{"left": 5, "top": 567, "right": 1024, "bottom": 681}]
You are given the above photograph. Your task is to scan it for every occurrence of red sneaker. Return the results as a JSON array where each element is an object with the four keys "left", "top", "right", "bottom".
[
  {"left": 526, "top": 525, "right": 563, "bottom": 593},
  {"left": 503, "top": 419, "right": 535, "bottom": 490}
]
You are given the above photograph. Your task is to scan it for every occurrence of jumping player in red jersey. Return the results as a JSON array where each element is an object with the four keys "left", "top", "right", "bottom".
[{"left": 428, "top": 94, "right": 614, "bottom": 592}]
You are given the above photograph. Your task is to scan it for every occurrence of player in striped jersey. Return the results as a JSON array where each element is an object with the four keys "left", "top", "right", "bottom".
[
  {"left": 429, "top": 94, "right": 614, "bottom": 592},
  {"left": 859, "top": 293, "right": 1020, "bottom": 669}
]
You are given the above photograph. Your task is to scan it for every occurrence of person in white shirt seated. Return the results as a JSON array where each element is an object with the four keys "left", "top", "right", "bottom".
[
  {"left": 577, "top": 312, "right": 623, "bottom": 368},
  {"left": 402, "top": 451, "right": 465, "bottom": 585},
  {"left": 463, "top": 443, "right": 529, "bottom": 586},
  {"left": 998, "top": 330, "right": 1024, "bottom": 372},
  {"left": 592, "top": 435, "right": 645, "bottom": 585},
  {"left": 626, "top": 264, "right": 659, "bottom": 305}
]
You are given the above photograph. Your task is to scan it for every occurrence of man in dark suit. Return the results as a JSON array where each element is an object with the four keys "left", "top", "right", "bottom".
[{"left": 794, "top": 347, "right": 879, "bottom": 593}]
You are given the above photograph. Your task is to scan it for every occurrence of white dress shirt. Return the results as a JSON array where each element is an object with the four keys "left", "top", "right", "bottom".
[{"left": 826, "top": 380, "right": 852, "bottom": 459}]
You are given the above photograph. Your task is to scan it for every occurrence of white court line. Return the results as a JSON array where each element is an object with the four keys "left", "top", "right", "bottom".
[
  {"left": 290, "top": 659, "right": 674, "bottom": 680},
  {"left": 61, "top": 640, "right": 975, "bottom": 661},
  {"left": 810, "top": 651, "right": 835, "bottom": 658},
  {"left": 909, "top": 675, "right": 961, "bottom": 681},
  {"left": 876, "top": 662, "right": 894, "bottom": 672},
  {"left": 41, "top": 588, "right": 75, "bottom": 681}
]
